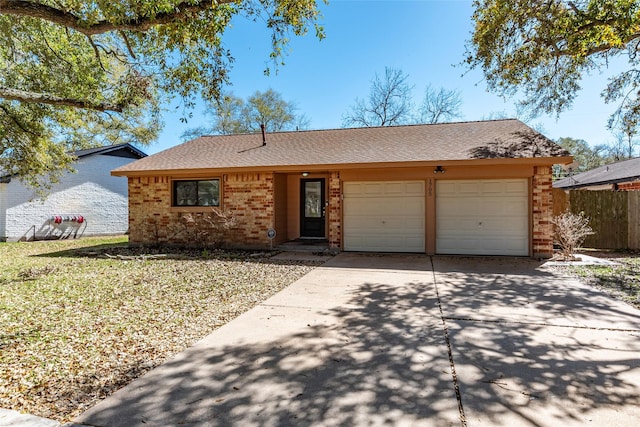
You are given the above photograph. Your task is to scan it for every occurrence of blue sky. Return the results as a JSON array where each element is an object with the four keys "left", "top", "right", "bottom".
[{"left": 150, "top": 0, "right": 624, "bottom": 154}]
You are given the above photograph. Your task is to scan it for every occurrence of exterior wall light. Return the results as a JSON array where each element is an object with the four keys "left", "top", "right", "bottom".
[
  {"left": 301, "top": 172, "right": 310, "bottom": 177},
  {"left": 433, "top": 166, "right": 445, "bottom": 174}
]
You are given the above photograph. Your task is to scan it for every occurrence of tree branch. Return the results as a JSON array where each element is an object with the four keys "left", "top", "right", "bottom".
[
  {"left": 0, "top": 86, "right": 123, "bottom": 112},
  {"left": 0, "top": 0, "right": 236, "bottom": 36},
  {"left": 0, "top": 104, "right": 39, "bottom": 135},
  {"left": 86, "top": 35, "right": 108, "bottom": 72},
  {"left": 119, "top": 30, "right": 137, "bottom": 59},
  {"left": 552, "top": 32, "right": 640, "bottom": 57}
]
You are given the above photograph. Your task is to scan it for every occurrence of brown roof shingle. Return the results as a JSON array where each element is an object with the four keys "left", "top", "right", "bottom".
[{"left": 113, "top": 119, "right": 570, "bottom": 175}]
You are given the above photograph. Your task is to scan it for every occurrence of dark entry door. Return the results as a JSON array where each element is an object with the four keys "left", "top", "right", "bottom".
[{"left": 300, "top": 179, "right": 326, "bottom": 238}]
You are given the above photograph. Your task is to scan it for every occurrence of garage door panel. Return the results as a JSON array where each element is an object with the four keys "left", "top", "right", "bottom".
[
  {"left": 457, "top": 182, "right": 481, "bottom": 194},
  {"left": 345, "top": 235, "right": 424, "bottom": 253},
  {"left": 345, "top": 217, "right": 424, "bottom": 231},
  {"left": 436, "top": 179, "right": 529, "bottom": 256},
  {"left": 438, "top": 217, "right": 478, "bottom": 231},
  {"left": 482, "top": 181, "right": 514, "bottom": 194},
  {"left": 363, "top": 183, "right": 385, "bottom": 194},
  {"left": 344, "top": 181, "right": 425, "bottom": 253},
  {"left": 346, "top": 181, "right": 425, "bottom": 196},
  {"left": 481, "top": 217, "right": 527, "bottom": 232},
  {"left": 438, "top": 237, "right": 528, "bottom": 256},
  {"left": 505, "top": 181, "right": 528, "bottom": 193},
  {"left": 438, "top": 198, "right": 481, "bottom": 212},
  {"left": 404, "top": 181, "right": 425, "bottom": 194},
  {"left": 381, "top": 182, "right": 407, "bottom": 194},
  {"left": 500, "top": 200, "right": 528, "bottom": 214},
  {"left": 345, "top": 200, "right": 423, "bottom": 217}
]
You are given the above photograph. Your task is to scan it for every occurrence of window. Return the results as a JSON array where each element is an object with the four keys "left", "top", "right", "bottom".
[{"left": 173, "top": 179, "right": 220, "bottom": 207}]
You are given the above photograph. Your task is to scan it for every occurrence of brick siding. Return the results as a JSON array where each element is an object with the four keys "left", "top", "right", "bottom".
[
  {"left": 617, "top": 181, "right": 640, "bottom": 191},
  {"left": 128, "top": 173, "right": 274, "bottom": 249},
  {"left": 532, "top": 166, "right": 553, "bottom": 258},
  {"left": 328, "top": 171, "right": 341, "bottom": 249},
  {"left": 128, "top": 167, "right": 558, "bottom": 257},
  {"left": 223, "top": 173, "right": 274, "bottom": 248}
]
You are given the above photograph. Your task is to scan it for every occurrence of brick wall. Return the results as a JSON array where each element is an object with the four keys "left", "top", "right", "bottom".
[
  {"left": 617, "top": 181, "right": 640, "bottom": 191},
  {"left": 532, "top": 166, "right": 553, "bottom": 258},
  {"left": 128, "top": 173, "right": 274, "bottom": 249},
  {"left": 223, "top": 173, "right": 274, "bottom": 249},
  {"left": 128, "top": 176, "right": 171, "bottom": 244},
  {"left": 328, "top": 171, "right": 341, "bottom": 249}
]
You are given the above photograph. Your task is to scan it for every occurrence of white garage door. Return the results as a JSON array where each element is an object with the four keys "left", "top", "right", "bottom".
[
  {"left": 436, "top": 179, "right": 529, "bottom": 256},
  {"left": 344, "top": 181, "right": 425, "bottom": 252}
]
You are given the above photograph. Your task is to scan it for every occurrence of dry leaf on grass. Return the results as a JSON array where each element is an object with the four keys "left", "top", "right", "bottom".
[{"left": 0, "top": 237, "right": 321, "bottom": 422}]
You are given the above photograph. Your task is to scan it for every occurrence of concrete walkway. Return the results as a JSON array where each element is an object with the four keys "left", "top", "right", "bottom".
[
  {"left": 72, "top": 253, "right": 640, "bottom": 426},
  {"left": 0, "top": 408, "right": 60, "bottom": 427}
]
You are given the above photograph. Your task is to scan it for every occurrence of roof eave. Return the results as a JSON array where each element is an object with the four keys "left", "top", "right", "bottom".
[
  {"left": 111, "top": 156, "right": 572, "bottom": 177},
  {"left": 76, "top": 143, "right": 147, "bottom": 160},
  {"left": 555, "top": 175, "right": 640, "bottom": 189}
]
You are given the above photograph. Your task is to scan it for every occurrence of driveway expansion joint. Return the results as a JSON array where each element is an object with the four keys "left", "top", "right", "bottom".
[{"left": 430, "top": 256, "right": 467, "bottom": 427}]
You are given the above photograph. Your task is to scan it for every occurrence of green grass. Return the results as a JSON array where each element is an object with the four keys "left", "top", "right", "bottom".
[
  {"left": 570, "top": 256, "right": 640, "bottom": 309},
  {"left": 0, "top": 237, "right": 319, "bottom": 422}
]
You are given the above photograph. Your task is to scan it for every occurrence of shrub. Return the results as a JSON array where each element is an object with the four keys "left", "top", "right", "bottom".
[
  {"left": 143, "top": 208, "right": 238, "bottom": 248},
  {"left": 552, "top": 210, "right": 594, "bottom": 260},
  {"left": 171, "top": 208, "right": 238, "bottom": 248}
]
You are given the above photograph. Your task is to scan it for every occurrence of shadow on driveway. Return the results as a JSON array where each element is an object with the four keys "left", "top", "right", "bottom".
[
  {"left": 75, "top": 254, "right": 640, "bottom": 427},
  {"left": 433, "top": 256, "right": 640, "bottom": 426}
]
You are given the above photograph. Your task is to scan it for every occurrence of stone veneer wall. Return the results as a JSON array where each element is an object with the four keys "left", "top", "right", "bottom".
[
  {"left": 328, "top": 171, "right": 341, "bottom": 249},
  {"left": 532, "top": 166, "right": 553, "bottom": 258},
  {"left": 128, "top": 173, "right": 274, "bottom": 248}
]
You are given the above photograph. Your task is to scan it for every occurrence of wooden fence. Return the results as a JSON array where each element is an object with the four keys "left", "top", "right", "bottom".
[
  {"left": 630, "top": 192, "right": 640, "bottom": 250},
  {"left": 552, "top": 188, "right": 640, "bottom": 250}
]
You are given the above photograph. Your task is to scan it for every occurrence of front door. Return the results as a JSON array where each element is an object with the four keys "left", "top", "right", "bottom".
[{"left": 300, "top": 179, "right": 326, "bottom": 238}]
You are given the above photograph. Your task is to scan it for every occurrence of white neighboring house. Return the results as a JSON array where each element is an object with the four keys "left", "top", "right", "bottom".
[{"left": 0, "top": 143, "right": 146, "bottom": 242}]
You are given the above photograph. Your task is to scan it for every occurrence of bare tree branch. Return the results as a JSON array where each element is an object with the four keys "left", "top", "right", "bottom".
[
  {"left": 343, "top": 67, "right": 414, "bottom": 127},
  {"left": 0, "top": 86, "right": 123, "bottom": 112}
]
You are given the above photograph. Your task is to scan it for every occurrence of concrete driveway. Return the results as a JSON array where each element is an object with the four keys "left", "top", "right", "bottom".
[{"left": 74, "top": 253, "right": 640, "bottom": 427}]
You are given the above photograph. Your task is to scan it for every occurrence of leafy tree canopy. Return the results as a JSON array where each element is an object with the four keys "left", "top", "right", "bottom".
[
  {"left": 0, "top": 0, "right": 324, "bottom": 189},
  {"left": 466, "top": 0, "right": 640, "bottom": 131},
  {"left": 182, "top": 88, "right": 309, "bottom": 138},
  {"left": 556, "top": 137, "right": 610, "bottom": 171}
]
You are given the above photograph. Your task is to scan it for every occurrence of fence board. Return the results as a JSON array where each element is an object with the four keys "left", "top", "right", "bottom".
[
  {"left": 569, "top": 190, "right": 628, "bottom": 249},
  {"left": 552, "top": 188, "right": 569, "bottom": 216},
  {"left": 629, "top": 192, "right": 640, "bottom": 250}
]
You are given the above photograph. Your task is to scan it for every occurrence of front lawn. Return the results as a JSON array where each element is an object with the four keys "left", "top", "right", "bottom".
[
  {"left": 569, "top": 253, "right": 640, "bottom": 309},
  {"left": 0, "top": 237, "right": 321, "bottom": 422}
]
